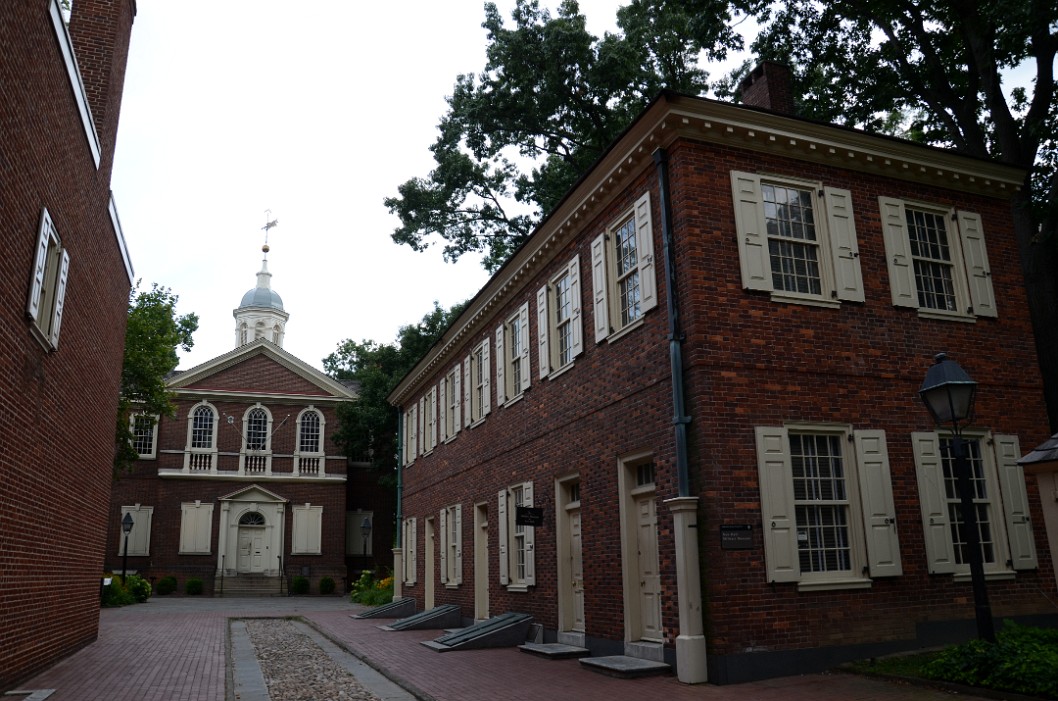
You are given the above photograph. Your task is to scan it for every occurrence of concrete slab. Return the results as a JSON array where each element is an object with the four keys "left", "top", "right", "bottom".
[
  {"left": 579, "top": 655, "right": 671, "bottom": 678},
  {"left": 518, "top": 642, "right": 591, "bottom": 659}
]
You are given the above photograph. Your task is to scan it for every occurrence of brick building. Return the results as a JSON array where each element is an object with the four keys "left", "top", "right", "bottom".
[
  {"left": 105, "top": 248, "right": 389, "bottom": 596},
  {"left": 0, "top": 0, "right": 137, "bottom": 690},
  {"left": 388, "top": 67, "right": 1057, "bottom": 684}
]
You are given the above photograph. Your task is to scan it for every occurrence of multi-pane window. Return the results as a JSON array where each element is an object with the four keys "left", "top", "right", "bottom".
[
  {"left": 512, "top": 485, "right": 527, "bottom": 582},
  {"left": 731, "top": 172, "right": 864, "bottom": 304},
  {"left": 131, "top": 414, "right": 158, "bottom": 458},
  {"left": 498, "top": 482, "right": 535, "bottom": 590},
  {"left": 592, "top": 192, "right": 658, "bottom": 341},
  {"left": 554, "top": 272, "right": 574, "bottom": 365},
  {"left": 299, "top": 410, "right": 321, "bottom": 453},
  {"left": 191, "top": 405, "right": 215, "bottom": 449},
  {"left": 440, "top": 504, "right": 462, "bottom": 586},
  {"left": 538, "top": 257, "right": 582, "bottom": 378},
  {"left": 495, "top": 302, "right": 530, "bottom": 405},
  {"left": 185, "top": 403, "right": 218, "bottom": 472},
  {"left": 906, "top": 207, "right": 958, "bottom": 312},
  {"left": 636, "top": 461, "right": 656, "bottom": 488},
  {"left": 440, "top": 365, "right": 460, "bottom": 441},
  {"left": 508, "top": 314, "right": 523, "bottom": 393},
  {"left": 26, "top": 207, "right": 70, "bottom": 351},
  {"left": 763, "top": 184, "right": 822, "bottom": 296},
  {"left": 464, "top": 340, "right": 491, "bottom": 425},
  {"left": 245, "top": 408, "right": 268, "bottom": 450},
  {"left": 790, "top": 433, "right": 851, "bottom": 574},
  {"left": 880, "top": 198, "right": 997, "bottom": 318},
  {"left": 756, "top": 426, "right": 903, "bottom": 586},
  {"left": 912, "top": 432, "right": 1037, "bottom": 575}
]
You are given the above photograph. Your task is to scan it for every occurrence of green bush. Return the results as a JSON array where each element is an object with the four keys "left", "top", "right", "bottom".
[
  {"left": 349, "top": 570, "right": 394, "bottom": 606},
  {"left": 185, "top": 577, "right": 204, "bottom": 596},
  {"left": 319, "top": 576, "right": 336, "bottom": 595},
  {"left": 922, "top": 622, "right": 1058, "bottom": 698},
  {"left": 291, "top": 575, "right": 310, "bottom": 595},
  {"left": 156, "top": 575, "right": 177, "bottom": 595},
  {"left": 101, "top": 577, "right": 134, "bottom": 607}
]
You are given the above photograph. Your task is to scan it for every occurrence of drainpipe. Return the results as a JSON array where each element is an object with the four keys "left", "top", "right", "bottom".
[
  {"left": 393, "top": 406, "right": 404, "bottom": 601},
  {"left": 653, "top": 148, "right": 708, "bottom": 684}
]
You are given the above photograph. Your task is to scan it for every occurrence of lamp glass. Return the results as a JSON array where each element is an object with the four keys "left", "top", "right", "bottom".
[{"left": 121, "top": 511, "right": 134, "bottom": 534}]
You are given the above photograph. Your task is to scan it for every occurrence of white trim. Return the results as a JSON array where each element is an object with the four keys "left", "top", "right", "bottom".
[
  {"left": 49, "top": 0, "right": 100, "bottom": 168},
  {"left": 109, "top": 192, "right": 135, "bottom": 284}
]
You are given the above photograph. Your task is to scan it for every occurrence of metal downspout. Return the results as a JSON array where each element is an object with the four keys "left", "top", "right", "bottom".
[
  {"left": 653, "top": 147, "right": 708, "bottom": 683},
  {"left": 395, "top": 407, "right": 404, "bottom": 547}
]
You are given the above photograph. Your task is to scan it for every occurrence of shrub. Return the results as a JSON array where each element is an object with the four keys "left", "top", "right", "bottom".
[
  {"left": 101, "top": 577, "right": 134, "bottom": 607},
  {"left": 185, "top": 577, "right": 204, "bottom": 596},
  {"left": 125, "top": 573, "right": 152, "bottom": 603},
  {"left": 350, "top": 570, "right": 394, "bottom": 606},
  {"left": 156, "top": 575, "right": 177, "bottom": 595},
  {"left": 922, "top": 622, "right": 1058, "bottom": 698},
  {"left": 291, "top": 575, "right": 310, "bottom": 595},
  {"left": 319, "top": 576, "right": 336, "bottom": 595}
]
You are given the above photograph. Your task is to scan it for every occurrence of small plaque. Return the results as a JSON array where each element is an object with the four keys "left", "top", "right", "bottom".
[
  {"left": 720, "top": 524, "right": 754, "bottom": 550},
  {"left": 515, "top": 506, "right": 544, "bottom": 527}
]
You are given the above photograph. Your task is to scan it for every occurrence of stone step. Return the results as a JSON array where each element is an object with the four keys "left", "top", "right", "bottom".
[
  {"left": 579, "top": 656, "right": 671, "bottom": 679},
  {"left": 518, "top": 642, "right": 591, "bottom": 660}
]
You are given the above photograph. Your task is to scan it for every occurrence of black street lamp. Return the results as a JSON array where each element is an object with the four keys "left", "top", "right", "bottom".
[
  {"left": 918, "top": 352, "right": 995, "bottom": 643},
  {"left": 121, "top": 512, "right": 135, "bottom": 583},
  {"left": 360, "top": 516, "right": 372, "bottom": 557}
]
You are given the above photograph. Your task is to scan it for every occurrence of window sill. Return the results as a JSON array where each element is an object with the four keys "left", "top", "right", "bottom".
[
  {"left": 916, "top": 309, "right": 977, "bottom": 323},
  {"left": 953, "top": 570, "right": 1015, "bottom": 583},
  {"left": 796, "top": 577, "right": 872, "bottom": 592},
  {"left": 468, "top": 417, "right": 487, "bottom": 430},
  {"left": 545, "top": 362, "right": 575, "bottom": 381},
  {"left": 602, "top": 316, "right": 645, "bottom": 345},
  {"left": 502, "top": 393, "right": 525, "bottom": 409},
  {"left": 506, "top": 583, "right": 531, "bottom": 593},
  {"left": 445, "top": 583, "right": 460, "bottom": 590},
  {"left": 769, "top": 292, "right": 841, "bottom": 309}
]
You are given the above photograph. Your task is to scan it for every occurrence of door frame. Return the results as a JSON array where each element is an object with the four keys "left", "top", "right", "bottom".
[
  {"left": 617, "top": 451, "right": 661, "bottom": 642},
  {"left": 424, "top": 516, "right": 436, "bottom": 609},
  {"left": 554, "top": 474, "right": 583, "bottom": 633},
  {"left": 474, "top": 502, "right": 490, "bottom": 621},
  {"left": 216, "top": 484, "right": 287, "bottom": 577}
]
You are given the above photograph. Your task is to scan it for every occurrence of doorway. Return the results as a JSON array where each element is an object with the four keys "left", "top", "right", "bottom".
[{"left": 474, "top": 502, "right": 490, "bottom": 621}]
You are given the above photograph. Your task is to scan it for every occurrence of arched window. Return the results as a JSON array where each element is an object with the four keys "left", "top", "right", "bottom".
[
  {"left": 239, "top": 322, "right": 248, "bottom": 345},
  {"left": 239, "top": 511, "right": 266, "bottom": 526},
  {"left": 272, "top": 324, "right": 282, "bottom": 343},
  {"left": 240, "top": 404, "right": 273, "bottom": 475},
  {"left": 299, "top": 410, "right": 321, "bottom": 453},
  {"left": 295, "top": 407, "right": 326, "bottom": 477},
  {"left": 191, "top": 405, "right": 214, "bottom": 449},
  {"left": 254, "top": 320, "right": 265, "bottom": 339},
  {"left": 246, "top": 408, "right": 268, "bottom": 450},
  {"left": 184, "top": 402, "right": 218, "bottom": 472}
]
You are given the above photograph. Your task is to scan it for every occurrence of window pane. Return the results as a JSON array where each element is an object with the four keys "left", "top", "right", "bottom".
[
  {"left": 191, "top": 407, "right": 214, "bottom": 449},
  {"left": 246, "top": 408, "right": 268, "bottom": 450},
  {"left": 614, "top": 217, "right": 641, "bottom": 326},
  {"left": 906, "top": 208, "right": 958, "bottom": 311},
  {"left": 940, "top": 439, "right": 996, "bottom": 565},
  {"left": 299, "top": 411, "right": 321, "bottom": 453},
  {"left": 790, "top": 433, "right": 851, "bottom": 573},
  {"left": 763, "top": 184, "right": 822, "bottom": 295}
]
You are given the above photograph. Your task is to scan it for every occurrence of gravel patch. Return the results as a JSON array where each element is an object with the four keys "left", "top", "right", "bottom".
[{"left": 246, "top": 619, "right": 382, "bottom": 701}]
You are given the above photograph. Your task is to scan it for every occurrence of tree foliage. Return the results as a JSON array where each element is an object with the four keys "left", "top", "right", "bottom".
[
  {"left": 114, "top": 283, "right": 198, "bottom": 473},
  {"left": 386, "top": 0, "right": 742, "bottom": 272},
  {"left": 324, "top": 301, "right": 467, "bottom": 477}
]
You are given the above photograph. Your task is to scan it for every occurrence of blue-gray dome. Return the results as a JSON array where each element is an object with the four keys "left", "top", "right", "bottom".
[{"left": 239, "top": 286, "right": 284, "bottom": 310}]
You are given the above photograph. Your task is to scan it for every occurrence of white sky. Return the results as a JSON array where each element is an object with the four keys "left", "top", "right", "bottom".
[{"left": 113, "top": 1, "right": 716, "bottom": 372}]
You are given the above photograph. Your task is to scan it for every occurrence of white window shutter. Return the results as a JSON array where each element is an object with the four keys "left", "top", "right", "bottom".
[
  {"left": 591, "top": 233, "right": 609, "bottom": 342},
  {"left": 49, "top": 248, "right": 70, "bottom": 350},
  {"left": 431, "top": 388, "right": 438, "bottom": 448},
  {"left": 853, "top": 430, "right": 903, "bottom": 577},
  {"left": 453, "top": 364, "right": 461, "bottom": 433},
  {"left": 731, "top": 171, "right": 771, "bottom": 292},
  {"left": 518, "top": 302, "right": 531, "bottom": 392},
  {"left": 498, "top": 490, "right": 509, "bottom": 585},
  {"left": 912, "top": 432, "right": 957, "bottom": 574},
  {"left": 407, "top": 518, "right": 418, "bottom": 585},
  {"left": 439, "top": 507, "right": 448, "bottom": 584},
  {"left": 455, "top": 504, "right": 463, "bottom": 585},
  {"left": 482, "top": 341, "right": 492, "bottom": 416},
  {"left": 569, "top": 255, "right": 583, "bottom": 358},
  {"left": 494, "top": 325, "right": 505, "bottom": 405},
  {"left": 754, "top": 426, "right": 799, "bottom": 583},
  {"left": 537, "top": 284, "right": 550, "bottom": 379},
  {"left": 994, "top": 435, "right": 1038, "bottom": 570},
  {"left": 438, "top": 379, "right": 447, "bottom": 442},
  {"left": 634, "top": 192, "right": 658, "bottom": 313},
  {"left": 824, "top": 186, "right": 865, "bottom": 303},
  {"left": 879, "top": 197, "right": 919, "bottom": 308},
  {"left": 523, "top": 481, "right": 535, "bottom": 586},
  {"left": 463, "top": 356, "right": 472, "bottom": 427},
  {"left": 417, "top": 397, "right": 425, "bottom": 455},
  {"left": 956, "top": 211, "right": 998, "bottom": 318},
  {"left": 27, "top": 209, "right": 52, "bottom": 322}
]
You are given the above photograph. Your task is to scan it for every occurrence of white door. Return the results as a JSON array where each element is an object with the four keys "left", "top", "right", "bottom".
[
  {"left": 570, "top": 507, "right": 585, "bottom": 632},
  {"left": 636, "top": 495, "right": 662, "bottom": 641},
  {"left": 237, "top": 531, "right": 251, "bottom": 571},
  {"left": 237, "top": 529, "right": 265, "bottom": 573},
  {"left": 474, "top": 504, "right": 490, "bottom": 620}
]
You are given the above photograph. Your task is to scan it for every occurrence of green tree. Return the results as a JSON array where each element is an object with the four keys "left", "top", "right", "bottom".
[
  {"left": 114, "top": 283, "right": 198, "bottom": 473},
  {"left": 386, "top": 0, "right": 739, "bottom": 272},
  {"left": 717, "top": 0, "right": 1058, "bottom": 429},
  {"left": 324, "top": 301, "right": 467, "bottom": 477}
]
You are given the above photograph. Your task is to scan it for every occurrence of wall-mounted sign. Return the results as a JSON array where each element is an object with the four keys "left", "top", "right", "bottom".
[
  {"left": 720, "top": 524, "right": 754, "bottom": 550},
  {"left": 515, "top": 506, "right": 544, "bottom": 527}
]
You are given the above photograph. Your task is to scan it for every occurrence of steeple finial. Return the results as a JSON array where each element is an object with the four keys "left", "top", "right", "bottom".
[{"left": 261, "top": 209, "right": 278, "bottom": 256}]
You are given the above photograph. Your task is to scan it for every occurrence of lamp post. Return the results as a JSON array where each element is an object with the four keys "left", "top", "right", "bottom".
[
  {"left": 918, "top": 352, "right": 995, "bottom": 642},
  {"left": 360, "top": 516, "right": 372, "bottom": 557},
  {"left": 120, "top": 512, "right": 135, "bottom": 583}
]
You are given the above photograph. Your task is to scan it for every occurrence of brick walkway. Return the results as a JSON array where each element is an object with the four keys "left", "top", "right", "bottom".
[{"left": 12, "top": 598, "right": 994, "bottom": 701}]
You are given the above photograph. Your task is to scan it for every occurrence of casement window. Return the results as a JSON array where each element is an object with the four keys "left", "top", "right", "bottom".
[
  {"left": 27, "top": 208, "right": 71, "bottom": 351},
  {"left": 498, "top": 482, "right": 535, "bottom": 590},
  {"left": 292, "top": 504, "right": 323, "bottom": 555},
  {"left": 241, "top": 404, "right": 273, "bottom": 475},
  {"left": 185, "top": 402, "right": 218, "bottom": 472},
  {"left": 538, "top": 255, "right": 583, "bottom": 378},
  {"left": 731, "top": 172, "right": 864, "bottom": 305},
  {"left": 913, "top": 432, "right": 1036, "bottom": 575},
  {"left": 463, "top": 339, "right": 492, "bottom": 426},
  {"left": 420, "top": 388, "right": 437, "bottom": 454},
  {"left": 402, "top": 404, "right": 418, "bottom": 466},
  {"left": 440, "top": 504, "right": 463, "bottom": 587},
  {"left": 179, "top": 501, "right": 214, "bottom": 554},
  {"left": 402, "top": 517, "right": 418, "bottom": 585},
  {"left": 440, "top": 364, "right": 462, "bottom": 442},
  {"left": 592, "top": 192, "right": 658, "bottom": 341},
  {"left": 118, "top": 505, "right": 154, "bottom": 557},
  {"left": 756, "top": 426, "right": 902, "bottom": 589},
  {"left": 295, "top": 407, "right": 325, "bottom": 476},
  {"left": 495, "top": 302, "right": 531, "bottom": 405},
  {"left": 130, "top": 413, "right": 159, "bottom": 459},
  {"left": 880, "top": 198, "right": 997, "bottom": 319}
]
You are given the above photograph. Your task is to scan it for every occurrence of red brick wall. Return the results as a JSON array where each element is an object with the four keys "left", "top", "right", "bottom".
[
  {"left": 183, "top": 353, "right": 330, "bottom": 396},
  {"left": 0, "top": 0, "right": 135, "bottom": 690},
  {"left": 396, "top": 132, "right": 1054, "bottom": 671}
]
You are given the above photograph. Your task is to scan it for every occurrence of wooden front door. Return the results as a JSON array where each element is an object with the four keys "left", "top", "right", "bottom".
[{"left": 636, "top": 495, "right": 662, "bottom": 641}]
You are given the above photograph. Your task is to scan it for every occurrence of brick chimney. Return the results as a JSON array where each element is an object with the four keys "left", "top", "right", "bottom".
[
  {"left": 68, "top": 0, "right": 137, "bottom": 177},
  {"left": 738, "top": 61, "right": 795, "bottom": 115}
]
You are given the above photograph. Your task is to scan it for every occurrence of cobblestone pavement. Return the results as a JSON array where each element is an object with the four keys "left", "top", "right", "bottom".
[{"left": 11, "top": 597, "right": 998, "bottom": 701}]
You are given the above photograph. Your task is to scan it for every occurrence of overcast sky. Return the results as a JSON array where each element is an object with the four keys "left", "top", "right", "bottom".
[{"left": 110, "top": 2, "right": 746, "bottom": 372}]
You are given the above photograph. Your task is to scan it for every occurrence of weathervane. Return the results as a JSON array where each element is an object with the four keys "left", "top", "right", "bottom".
[{"left": 261, "top": 209, "right": 278, "bottom": 252}]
